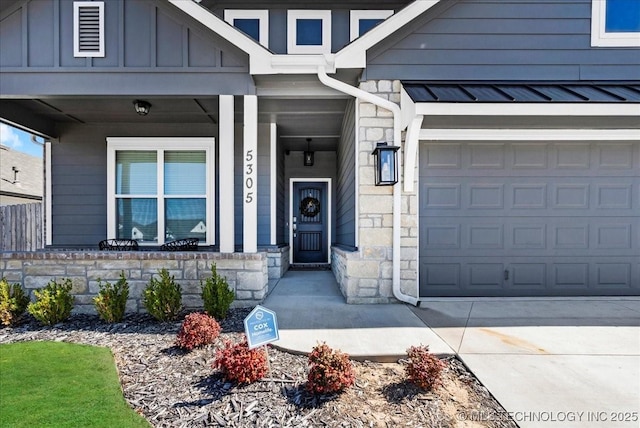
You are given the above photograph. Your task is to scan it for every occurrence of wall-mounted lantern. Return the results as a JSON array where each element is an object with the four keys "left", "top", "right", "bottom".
[
  {"left": 372, "top": 142, "right": 399, "bottom": 186},
  {"left": 304, "top": 138, "right": 314, "bottom": 166}
]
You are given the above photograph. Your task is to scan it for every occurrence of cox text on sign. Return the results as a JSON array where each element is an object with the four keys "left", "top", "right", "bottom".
[{"left": 244, "top": 305, "right": 279, "bottom": 349}]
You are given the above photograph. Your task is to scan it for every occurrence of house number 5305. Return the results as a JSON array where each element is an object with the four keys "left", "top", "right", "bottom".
[{"left": 245, "top": 150, "right": 255, "bottom": 203}]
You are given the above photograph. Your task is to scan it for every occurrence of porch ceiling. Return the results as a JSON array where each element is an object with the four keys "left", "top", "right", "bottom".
[{"left": 0, "top": 96, "right": 349, "bottom": 152}]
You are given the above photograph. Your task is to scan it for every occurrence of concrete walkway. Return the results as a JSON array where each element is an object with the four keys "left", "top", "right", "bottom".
[{"left": 264, "top": 270, "right": 640, "bottom": 428}]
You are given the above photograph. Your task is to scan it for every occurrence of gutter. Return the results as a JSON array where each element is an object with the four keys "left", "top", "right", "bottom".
[{"left": 317, "top": 66, "right": 419, "bottom": 306}]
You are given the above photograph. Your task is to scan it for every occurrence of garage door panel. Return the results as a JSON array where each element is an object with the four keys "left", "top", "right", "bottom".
[
  {"left": 553, "top": 143, "right": 592, "bottom": 169},
  {"left": 424, "top": 179, "right": 637, "bottom": 216},
  {"left": 513, "top": 142, "right": 549, "bottom": 169},
  {"left": 594, "top": 223, "right": 632, "bottom": 249},
  {"left": 596, "top": 143, "right": 635, "bottom": 170},
  {"left": 421, "top": 217, "right": 635, "bottom": 257},
  {"left": 421, "top": 142, "right": 640, "bottom": 178},
  {"left": 596, "top": 184, "right": 633, "bottom": 209},
  {"left": 419, "top": 140, "right": 640, "bottom": 297},
  {"left": 596, "top": 263, "right": 632, "bottom": 287},
  {"left": 420, "top": 257, "right": 639, "bottom": 296},
  {"left": 468, "top": 263, "right": 505, "bottom": 288},
  {"left": 468, "top": 143, "right": 506, "bottom": 169},
  {"left": 510, "top": 263, "right": 547, "bottom": 288}
]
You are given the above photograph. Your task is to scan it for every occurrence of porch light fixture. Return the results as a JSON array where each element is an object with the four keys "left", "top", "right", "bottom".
[
  {"left": 304, "top": 138, "right": 314, "bottom": 166},
  {"left": 372, "top": 142, "right": 399, "bottom": 186},
  {"left": 133, "top": 100, "right": 151, "bottom": 116}
]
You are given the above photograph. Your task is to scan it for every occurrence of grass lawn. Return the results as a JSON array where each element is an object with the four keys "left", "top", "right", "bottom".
[{"left": 0, "top": 341, "right": 150, "bottom": 428}]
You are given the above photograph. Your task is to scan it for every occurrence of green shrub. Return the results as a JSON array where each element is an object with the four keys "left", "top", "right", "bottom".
[
  {"left": 213, "top": 338, "right": 268, "bottom": 384},
  {"left": 0, "top": 278, "right": 30, "bottom": 326},
  {"left": 175, "top": 312, "right": 221, "bottom": 351},
  {"left": 404, "top": 345, "right": 445, "bottom": 391},
  {"left": 201, "top": 264, "right": 234, "bottom": 319},
  {"left": 142, "top": 268, "right": 182, "bottom": 322},
  {"left": 27, "top": 279, "right": 74, "bottom": 326},
  {"left": 93, "top": 271, "right": 129, "bottom": 323},
  {"left": 306, "top": 342, "right": 355, "bottom": 395}
]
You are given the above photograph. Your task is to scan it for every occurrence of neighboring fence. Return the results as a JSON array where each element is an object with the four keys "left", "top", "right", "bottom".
[{"left": 0, "top": 203, "right": 43, "bottom": 251}]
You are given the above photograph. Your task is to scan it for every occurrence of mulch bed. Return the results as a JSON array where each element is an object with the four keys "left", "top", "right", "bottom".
[{"left": 0, "top": 309, "right": 517, "bottom": 427}]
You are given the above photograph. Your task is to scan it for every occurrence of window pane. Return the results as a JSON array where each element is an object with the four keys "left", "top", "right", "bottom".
[
  {"left": 116, "top": 151, "right": 156, "bottom": 195},
  {"left": 164, "top": 151, "right": 206, "bottom": 195},
  {"left": 359, "top": 18, "right": 383, "bottom": 36},
  {"left": 606, "top": 0, "right": 640, "bottom": 32},
  {"left": 165, "top": 198, "right": 206, "bottom": 241},
  {"left": 235, "top": 18, "right": 261, "bottom": 42},
  {"left": 296, "top": 19, "right": 323, "bottom": 45},
  {"left": 117, "top": 198, "right": 157, "bottom": 243}
]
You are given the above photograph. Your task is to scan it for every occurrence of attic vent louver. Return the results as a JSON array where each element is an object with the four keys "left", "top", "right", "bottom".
[{"left": 74, "top": 1, "right": 104, "bottom": 57}]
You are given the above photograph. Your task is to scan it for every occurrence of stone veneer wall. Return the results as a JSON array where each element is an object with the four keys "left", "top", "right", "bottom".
[
  {"left": 332, "top": 79, "right": 419, "bottom": 304},
  {"left": 265, "top": 245, "right": 290, "bottom": 279},
  {"left": 0, "top": 251, "right": 269, "bottom": 314}
]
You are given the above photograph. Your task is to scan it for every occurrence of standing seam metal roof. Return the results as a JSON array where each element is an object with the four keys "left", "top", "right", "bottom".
[{"left": 401, "top": 82, "right": 640, "bottom": 103}]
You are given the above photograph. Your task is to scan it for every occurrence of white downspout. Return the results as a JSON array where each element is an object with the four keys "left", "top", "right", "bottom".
[{"left": 317, "top": 66, "right": 418, "bottom": 306}]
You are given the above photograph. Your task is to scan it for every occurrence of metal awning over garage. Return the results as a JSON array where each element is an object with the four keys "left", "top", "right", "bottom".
[{"left": 402, "top": 81, "right": 640, "bottom": 103}]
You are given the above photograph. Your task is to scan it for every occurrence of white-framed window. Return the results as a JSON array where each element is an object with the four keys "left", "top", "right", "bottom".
[
  {"left": 73, "top": 1, "right": 105, "bottom": 57},
  {"left": 224, "top": 10, "right": 269, "bottom": 47},
  {"left": 287, "top": 10, "right": 332, "bottom": 54},
  {"left": 591, "top": 0, "right": 640, "bottom": 47},
  {"left": 350, "top": 10, "right": 393, "bottom": 41},
  {"left": 106, "top": 138, "right": 215, "bottom": 246}
]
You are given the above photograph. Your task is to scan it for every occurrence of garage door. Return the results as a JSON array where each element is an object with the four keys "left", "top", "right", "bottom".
[{"left": 419, "top": 141, "right": 640, "bottom": 297}]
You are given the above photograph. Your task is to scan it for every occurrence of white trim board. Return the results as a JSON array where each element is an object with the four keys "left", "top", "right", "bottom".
[
  {"left": 224, "top": 9, "right": 269, "bottom": 48},
  {"left": 289, "top": 178, "right": 332, "bottom": 264},
  {"left": 418, "top": 129, "right": 640, "bottom": 141},
  {"left": 105, "top": 137, "right": 216, "bottom": 246},
  {"left": 219, "top": 96, "right": 235, "bottom": 253},
  {"left": 411, "top": 103, "right": 640, "bottom": 117},
  {"left": 287, "top": 10, "right": 332, "bottom": 54},
  {"left": 270, "top": 123, "right": 277, "bottom": 246},
  {"left": 591, "top": 0, "right": 640, "bottom": 47},
  {"left": 243, "top": 95, "right": 258, "bottom": 253}
]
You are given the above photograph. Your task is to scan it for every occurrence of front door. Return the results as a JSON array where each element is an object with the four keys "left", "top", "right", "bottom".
[{"left": 292, "top": 182, "right": 328, "bottom": 263}]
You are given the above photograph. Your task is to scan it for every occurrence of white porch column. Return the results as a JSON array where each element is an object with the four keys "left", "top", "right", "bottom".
[
  {"left": 269, "top": 122, "right": 277, "bottom": 245},
  {"left": 219, "top": 95, "right": 235, "bottom": 253},
  {"left": 243, "top": 95, "right": 258, "bottom": 253},
  {"left": 45, "top": 140, "right": 52, "bottom": 246}
]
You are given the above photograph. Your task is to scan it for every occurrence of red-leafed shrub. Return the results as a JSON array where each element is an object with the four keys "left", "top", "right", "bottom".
[
  {"left": 213, "top": 338, "right": 268, "bottom": 384},
  {"left": 404, "top": 345, "right": 445, "bottom": 391},
  {"left": 175, "top": 312, "right": 221, "bottom": 351},
  {"left": 306, "top": 342, "right": 355, "bottom": 395}
]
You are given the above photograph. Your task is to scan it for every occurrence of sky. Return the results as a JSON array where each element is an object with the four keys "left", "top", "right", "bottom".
[{"left": 0, "top": 123, "right": 44, "bottom": 158}]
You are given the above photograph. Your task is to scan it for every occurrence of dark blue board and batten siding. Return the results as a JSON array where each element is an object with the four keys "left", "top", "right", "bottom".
[
  {"left": 0, "top": 0, "right": 253, "bottom": 96},
  {"left": 365, "top": 0, "right": 640, "bottom": 81},
  {"left": 335, "top": 99, "right": 357, "bottom": 249}
]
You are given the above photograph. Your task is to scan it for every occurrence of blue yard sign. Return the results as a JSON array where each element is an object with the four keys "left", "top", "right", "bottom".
[{"left": 244, "top": 305, "right": 279, "bottom": 349}]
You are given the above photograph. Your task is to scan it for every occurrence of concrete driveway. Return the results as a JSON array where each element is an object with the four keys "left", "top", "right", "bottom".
[{"left": 411, "top": 298, "right": 640, "bottom": 428}]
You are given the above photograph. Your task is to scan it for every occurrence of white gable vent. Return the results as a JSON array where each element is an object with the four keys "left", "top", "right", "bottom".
[{"left": 74, "top": 1, "right": 105, "bottom": 57}]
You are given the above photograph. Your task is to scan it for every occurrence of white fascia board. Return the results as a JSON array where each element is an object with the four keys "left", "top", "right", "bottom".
[
  {"left": 335, "top": 0, "right": 442, "bottom": 69},
  {"left": 413, "top": 103, "right": 640, "bottom": 117},
  {"left": 266, "top": 54, "right": 336, "bottom": 74},
  {"left": 401, "top": 87, "right": 417, "bottom": 129},
  {"left": 419, "top": 129, "right": 640, "bottom": 141}
]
